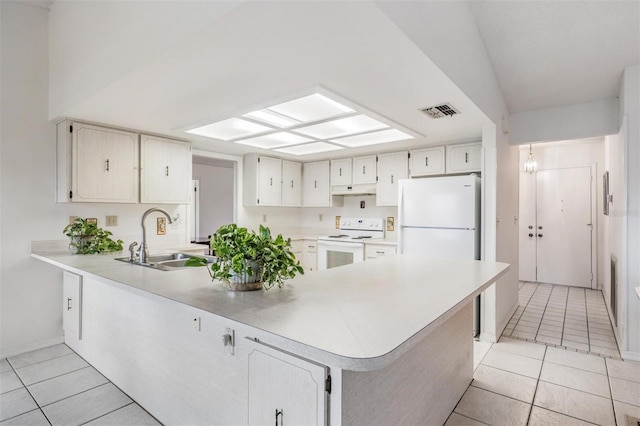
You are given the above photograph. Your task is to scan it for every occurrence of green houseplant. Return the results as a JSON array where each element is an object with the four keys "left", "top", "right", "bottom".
[
  {"left": 63, "top": 218, "right": 123, "bottom": 254},
  {"left": 186, "top": 224, "right": 303, "bottom": 291}
]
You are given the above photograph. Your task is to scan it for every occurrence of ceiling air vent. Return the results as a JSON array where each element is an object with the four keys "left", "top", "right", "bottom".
[{"left": 420, "top": 103, "right": 459, "bottom": 119}]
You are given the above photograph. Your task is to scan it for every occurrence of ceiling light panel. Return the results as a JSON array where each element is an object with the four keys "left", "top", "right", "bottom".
[
  {"left": 294, "top": 115, "right": 389, "bottom": 139},
  {"left": 275, "top": 142, "right": 344, "bottom": 156},
  {"left": 186, "top": 118, "right": 271, "bottom": 141},
  {"left": 242, "top": 109, "right": 300, "bottom": 128},
  {"left": 331, "top": 129, "right": 414, "bottom": 147},
  {"left": 268, "top": 94, "right": 354, "bottom": 123},
  {"left": 234, "top": 132, "right": 313, "bottom": 149}
]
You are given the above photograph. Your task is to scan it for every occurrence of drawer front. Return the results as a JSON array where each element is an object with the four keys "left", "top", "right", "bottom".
[
  {"left": 304, "top": 240, "right": 317, "bottom": 252},
  {"left": 365, "top": 245, "right": 397, "bottom": 258}
]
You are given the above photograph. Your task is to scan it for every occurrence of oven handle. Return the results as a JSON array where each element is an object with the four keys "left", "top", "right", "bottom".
[{"left": 317, "top": 240, "right": 365, "bottom": 250}]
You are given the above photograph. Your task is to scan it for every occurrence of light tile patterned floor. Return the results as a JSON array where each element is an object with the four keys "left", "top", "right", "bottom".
[
  {"left": 502, "top": 282, "right": 622, "bottom": 359},
  {"left": 0, "top": 345, "right": 160, "bottom": 425}
]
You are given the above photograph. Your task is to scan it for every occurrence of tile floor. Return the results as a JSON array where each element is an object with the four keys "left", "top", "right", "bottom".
[
  {"left": 0, "top": 345, "right": 160, "bottom": 425},
  {"left": 502, "top": 282, "right": 621, "bottom": 359}
]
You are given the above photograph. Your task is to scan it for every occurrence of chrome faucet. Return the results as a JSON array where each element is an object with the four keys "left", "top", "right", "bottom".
[{"left": 138, "top": 208, "right": 174, "bottom": 264}]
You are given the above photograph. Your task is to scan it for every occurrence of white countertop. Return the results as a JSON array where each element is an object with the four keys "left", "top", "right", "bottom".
[{"left": 32, "top": 249, "right": 508, "bottom": 370}]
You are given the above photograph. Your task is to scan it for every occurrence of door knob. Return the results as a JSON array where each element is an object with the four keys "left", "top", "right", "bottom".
[
  {"left": 528, "top": 225, "right": 533, "bottom": 229},
  {"left": 528, "top": 233, "right": 534, "bottom": 237},
  {"left": 538, "top": 234, "right": 543, "bottom": 238},
  {"left": 538, "top": 226, "right": 543, "bottom": 230}
]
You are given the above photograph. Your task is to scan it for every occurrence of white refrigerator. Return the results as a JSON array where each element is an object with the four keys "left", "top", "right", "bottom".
[
  {"left": 398, "top": 175, "right": 480, "bottom": 258},
  {"left": 398, "top": 174, "right": 482, "bottom": 336}
]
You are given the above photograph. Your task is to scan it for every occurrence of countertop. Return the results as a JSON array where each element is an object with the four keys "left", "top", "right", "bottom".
[{"left": 32, "top": 248, "right": 508, "bottom": 370}]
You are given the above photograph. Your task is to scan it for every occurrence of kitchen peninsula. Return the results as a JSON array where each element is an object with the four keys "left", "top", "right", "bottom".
[{"left": 32, "top": 249, "right": 508, "bottom": 425}]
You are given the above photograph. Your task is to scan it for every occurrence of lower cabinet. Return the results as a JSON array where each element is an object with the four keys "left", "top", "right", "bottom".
[
  {"left": 247, "top": 339, "right": 328, "bottom": 426},
  {"left": 62, "top": 271, "right": 82, "bottom": 340},
  {"left": 303, "top": 239, "right": 317, "bottom": 272}
]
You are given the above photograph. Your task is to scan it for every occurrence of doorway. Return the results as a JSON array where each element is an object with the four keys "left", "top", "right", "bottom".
[
  {"left": 190, "top": 156, "right": 235, "bottom": 243},
  {"left": 519, "top": 155, "right": 597, "bottom": 288}
]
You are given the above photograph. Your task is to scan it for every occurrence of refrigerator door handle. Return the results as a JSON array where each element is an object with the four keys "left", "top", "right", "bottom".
[{"left": 398, "top": 185, "right": 404, "bottom": 253}]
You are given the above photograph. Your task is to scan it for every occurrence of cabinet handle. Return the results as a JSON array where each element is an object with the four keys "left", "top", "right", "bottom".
[
  {"left": 275, "top": 409, "right": 283, "bottom": 426},
  {"left": 339, "top": 168, "right": 342, "bottom": 176},
  {"left": 314, "top": 180, "right": 317, "bottom": 189},
  {"left": 391, "top": 174, "right": 394, "bottom": 184},
  {"left": 425, "top": 156, "right": 429, "bottom": 167},
  {"left": 290, "top": 180, "right": 294, "bottom": 188},
  {"left": 376, "top": 250, "right": 385, "bottom": 254},
  {"left": 105, "top": 159, "right": 110, "bottom": 172},
  {"left": 363, "top": 165, "right": 366, "bottom": 174},
  {"left": 67, "top": 297, "right": 72, "bottom": 311},
  {"left": 465, "top": 152, "right": 469, "bottom": 163},
  {"left": 165, "top": 166, "right": 169, "bottom": 177},
  {"left": 270, "top": 177, "right": 273, "bottom": 186}
]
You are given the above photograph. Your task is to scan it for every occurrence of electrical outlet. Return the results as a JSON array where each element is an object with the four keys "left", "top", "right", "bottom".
[
  {"left": 193, "top": 317, "right": 201, "bottom": 332},
  {"left": 335, "top": 216, "right": 341, "bottom": 229},
  {"left": 157, "top": 217, "right": 166, "bottom": 235},
  {"left": 319, "top": 214, "right": 323, "bottom": 222},
  {"left": 105, "top": 215, "right": 118, "bottom": 226},
  {"left": 262, "top": 214, "right": 267, "bottom": 223}
]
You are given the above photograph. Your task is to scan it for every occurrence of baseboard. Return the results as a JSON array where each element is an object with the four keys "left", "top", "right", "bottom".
[
  {"left": 0, "top": 336, "right": 65, "bottom": 359},
  {"left": 621, "top": 350, "right": 640, "bottom": 362}
]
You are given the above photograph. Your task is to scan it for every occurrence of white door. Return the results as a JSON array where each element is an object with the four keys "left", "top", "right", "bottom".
[
  {"left": 140, "top": 135, "right": 192, "bottom": 204},
  {"left": 518, "top": 172, "right": 537, "bottom": 282},
  {"left": 257, "top": 156, "right": 282, "bottom": 206},
  {"left": 352, "top": 155, "right": 377, "bottom": 184},
  {"left": 282, "top": 160, "right": 302, "bottom": 207},
  {"left": 536, "top": 167, "right": 593, "bottom": 287},
  {"left": 330, "top": 158, "right": 352, "bottom": 185},
  {"left": 248, "top": 342, "right": 327, "bottom": 426},
  {"left": 302, "top": 161, "right": 331, "bottom": 207},
  {"left": 376, "top": 152, "right": 408, "bottom": 206}
]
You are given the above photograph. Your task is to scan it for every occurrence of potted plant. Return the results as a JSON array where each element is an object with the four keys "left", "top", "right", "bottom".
[
  {"left": 186, "top": 224, "right": 303, "bottom": 291},
  {"left": 63, "top": 218, "right": 123, "bottom": 254}
]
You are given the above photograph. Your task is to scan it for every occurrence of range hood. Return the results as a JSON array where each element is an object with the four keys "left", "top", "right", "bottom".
[{"left": 331, "top": 184, "right": 377, "bottom": 196}]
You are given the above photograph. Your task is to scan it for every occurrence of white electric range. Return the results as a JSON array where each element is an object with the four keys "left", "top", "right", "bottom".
[{"left": 316, "top": 218, "right": 385, "bottom": 270}]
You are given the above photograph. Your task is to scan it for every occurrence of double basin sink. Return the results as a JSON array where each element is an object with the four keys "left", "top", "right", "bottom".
[{"left": 115, "top": 252, "right": 215, "bottom": 271}]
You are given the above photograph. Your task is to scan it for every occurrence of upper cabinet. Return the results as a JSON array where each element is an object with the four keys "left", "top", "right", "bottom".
[
  {"left": 409, "top": 147, "right": 445, "bottom": 177},
  {"left": 140, "top": 135, "right": 192, "bottom": 204},
  {"left": 352, "top": 155, "right": 377, "bottom": 184},
  {"left": 446, "top": 142, "right": 482, "bottom": 174},
  {"left": 302, "top": 161, "right": 342, "bottom": 207},
  {"left": 330, "top": 158, "right": 352, "bottom": 185},
  {"left": 57, "top": 120, "right": 192, "bottom": 204},
  {"left": 243, "top": 154, "right": 283, "bottom": 207},
  {"left": 377, "top": 151, "right": 408, "bottom": 206},
  {"left": 58, "top": 121, "right": 139, "bottom": 203},
  {"left": 282, "top": 160, "right": 302, "bottom": 207}
]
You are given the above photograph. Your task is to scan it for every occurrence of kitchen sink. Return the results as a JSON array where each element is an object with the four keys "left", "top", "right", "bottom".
[{"left": 115, "top": 253, "right": 216, "bottom": 271}]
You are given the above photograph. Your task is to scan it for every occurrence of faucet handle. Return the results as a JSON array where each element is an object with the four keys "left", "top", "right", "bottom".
[{"left": 128, "top": 242, "right": 139, "bottom": 262}]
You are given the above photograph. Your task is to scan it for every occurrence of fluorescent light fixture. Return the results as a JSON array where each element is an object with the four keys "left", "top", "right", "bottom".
[
  {"left": 235, "top": 132, "right": 313, "bottom": 149},
  {"left": 275, "top": 142, "right": 344, "bottom": 156},
  {"left": 268, "top": 93, "right": 354, "bottom": 123},
  {"left": 242, "top": 109, "right": 300, "bottom": 128},
  {"left": 331, "top": 129, "right": 414, "bottom": 147},
  {"left": 294, "top": 115, "right": 389, "bottom": 139},
  {"left": 186, "top": 118, "right": 271, "bottom": 141}
]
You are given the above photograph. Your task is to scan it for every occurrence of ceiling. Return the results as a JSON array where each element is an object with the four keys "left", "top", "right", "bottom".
[{"left": 50, "top": 1, "right": 639, "bottom": 161}]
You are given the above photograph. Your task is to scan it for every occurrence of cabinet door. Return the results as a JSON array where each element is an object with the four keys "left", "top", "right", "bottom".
[
  {"left": 72, "top": 123, "right": 139, "bottom": 203},
  {"left": 410, "top": 147, "right": 445, "bottom": 177},
  {"left": 303, "top": 240, "right": 317, "bottom": 272},
  {"left": 282, "top": 160, "right": 302, "bottom": 207},
  {"left": 330, "top": 158, "right": 351, "bottom": 185},
  {"left": 352, "top": 155, "right": 377, "bottom": 184},
  {"left": 365, "top": 244, "right": 397, "bottom": 260},
  {"left": 446, "top": 143, "right": 482, "bottom": 174},
  {"left": 302, "top": 161, "right": 331, "bottom": 207},
  {"left": 63, "top": 271, "right": 82, "bottom": 340},
  {"left": 141, "top": 135, "right": 192, "bottom": 204},
  {"left": 248, "top": 341, "right": 328, "bottom": 426},
  {"left": 376, "top": 152, "right": 408, "bottom": 206},
  {"left": 258, "top": 156, "right": 282, "bottom": 206}
]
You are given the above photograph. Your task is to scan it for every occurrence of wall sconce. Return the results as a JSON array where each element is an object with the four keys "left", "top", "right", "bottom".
[{"left": 523, "top": 144, "right": 537, "bottom": 174}]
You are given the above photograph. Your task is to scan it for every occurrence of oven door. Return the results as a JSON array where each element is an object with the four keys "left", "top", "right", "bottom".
[{"left": 316, "top": 240, "right": 364, "bottom": 270}]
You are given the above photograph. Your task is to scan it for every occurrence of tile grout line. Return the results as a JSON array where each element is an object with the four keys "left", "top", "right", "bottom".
[
  {"left": 583, "top": 287, "right": 593, "bottom": 355},
  {"left": 39, "top": 382, "right": 112, "bottom": 409},
  {"left": 533, "top": 285, "right": 556, "bottom": 342},
  {"left": 604, "top": 358, "right": 620, "bottom": 426},
  {"left": 525, "top": 344, "right": 547, "bottom": 425},
  {"left": 7, "top": 350, "right": 75, "bottom": 372},
  {"left": 77, "top": 401, "right": 136, "bottom": 426},
  {"left": 3, "top": 355, "right": 53, "bottom": 425}
]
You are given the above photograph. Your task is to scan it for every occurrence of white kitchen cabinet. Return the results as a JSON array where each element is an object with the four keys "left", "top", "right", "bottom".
[
  {"left": 282, "top": 160, "right": 302, "bottom": 207},
  {"left": 243, "top": 154, "right": 282, "bottom": 207},
  {"left": 302, "top": 239, "right": 317, "bottom": 272},
  {"left": 410, "top": 147, "right": 445, "bottom": 177},
  {"left": 302, "top": 161, "right": 343, "bottom": 207},
  {"left": 376, "top": 151, "right": 408, "bottom": 206},
  {"left": 365, "top": 243, "right": 397, "bottom": 260},
  {"left": 248, "top": 340, "right": 328, "bottom": 426},
  {"left": 446, "top": 142, "right": 482, "bottom": 174},
  {"left": 63, "top": 271, "right": 82, "bottom": 340},
  {"left": 58, "top": 121, "right": 139, "bottom": 203},
  {"left": 330, "top": 158, "right": 352, "bottom": 185},
  {"left": 140, "top": 135, "right": 192, "bottom": 204},
  {"left": 352, "top": 155, "right": 377, "bottom": 184}
]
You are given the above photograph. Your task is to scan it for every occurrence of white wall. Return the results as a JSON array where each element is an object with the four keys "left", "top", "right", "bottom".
[
  {"left": 192, "top": 162, "right": 234, "bottom": 240},
  {"left": 518, "top": 139, "right": 605, "bottom": 286},
  {"left": 0, "top": 2, "right": 189, "bottom": 358},
  {"left": 509, "top": 98, "right": 620, "bottom": 145}
]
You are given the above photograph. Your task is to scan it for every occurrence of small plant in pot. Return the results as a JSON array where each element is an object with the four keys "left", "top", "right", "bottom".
[
  {"left": 185, "top": 224, "right": 303, "bottom": 291},
  {"left": 63, "top": 218, "right": 123, "bottom": 254}
]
